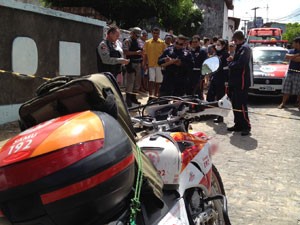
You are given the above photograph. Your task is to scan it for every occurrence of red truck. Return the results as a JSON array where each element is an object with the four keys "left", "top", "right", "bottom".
[{"left": 247, "top": 27, "right": 288, "bottom": 47}]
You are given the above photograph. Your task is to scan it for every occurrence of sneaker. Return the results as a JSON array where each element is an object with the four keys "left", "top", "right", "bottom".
[
  {"left": 126, "top": 98, "right": 132, "bottom": 108},
  {"left": 147, "top": 96, "right": 155, "bottom": 103},
  {"left": 130, "top": 93, "right": 141, "bottom": 105},
  {"left": 132, "top": 98, "right": 141, "bottom": 105},
  {"left": 241, "top": 129, "right": 250, "bottom": 136},
  {"left": 227, "top": 126, "right": 242, "bottom": 132},
  {"left": 213, "top": 116, "right": 224, "bottom": 123},
  {"left": 277, "top": 103, "right": 285, "bottom": 109}
]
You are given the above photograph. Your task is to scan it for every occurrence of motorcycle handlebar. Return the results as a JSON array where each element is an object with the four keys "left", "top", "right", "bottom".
[
  {"left": 130, "top": 95, "right": 230, "bottom": 130},
  {"left": 131, "top": 115, "right": 183, "bottom": 128},
  {"left": 131, "top": 103, "right": 218, "bottom": 128}
]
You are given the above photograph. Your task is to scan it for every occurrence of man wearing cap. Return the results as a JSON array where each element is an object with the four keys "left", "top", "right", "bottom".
[
  {"left": 123, "top": 27, "right": 143, "bottom": 107},
  {"left": 227, "top": 30, "right": 252, "bottom": 136},
  {"left": 164, "top": 34, "right": 173, "bottom": 47}
]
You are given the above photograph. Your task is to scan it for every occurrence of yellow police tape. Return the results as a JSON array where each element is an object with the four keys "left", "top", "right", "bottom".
[
  {"left": 288, "top": 68, "right": 300, "bottom": 73},
  {"left": 0, "top": 69, "right": 51, "bottom": 81},
  {"left": 1, "top": 68, "right": 300, "bottom": 121},
  {"left": 145, "top": 96, "right": 300, "bottom": 121}
]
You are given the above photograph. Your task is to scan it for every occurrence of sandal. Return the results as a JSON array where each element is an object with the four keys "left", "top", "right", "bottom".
[{"left": 277, "top": 103, "right": 285, "bottom": 109}]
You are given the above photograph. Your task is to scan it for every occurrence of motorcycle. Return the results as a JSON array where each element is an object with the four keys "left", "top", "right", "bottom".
[
  {"left": 130, "top": 93, "right": 232, "bottom": 224},
  {"left": 0, "top": 56, "right": 232, "bottom": 225}
]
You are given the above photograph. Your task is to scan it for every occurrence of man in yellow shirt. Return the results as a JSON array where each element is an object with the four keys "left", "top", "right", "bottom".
[{"left": 143, "top": 27, "right": 167, "bottom": 100}]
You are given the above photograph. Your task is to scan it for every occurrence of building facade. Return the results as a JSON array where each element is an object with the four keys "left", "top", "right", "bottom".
[{"left": 195, "top": 0, "right": 234, "bottom": 39}]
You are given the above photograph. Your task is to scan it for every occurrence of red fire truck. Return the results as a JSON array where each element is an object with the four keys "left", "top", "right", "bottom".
[{"left": 247, "top": 27, "right": 288, "bottom": 47}]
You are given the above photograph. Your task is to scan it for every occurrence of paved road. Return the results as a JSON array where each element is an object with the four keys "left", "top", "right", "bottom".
[
  {"left": 193, "top": 97, "right": 300, "bottom": 225},
  {"left": 0, "top": 97, "right": 299, "bottom": 225}
]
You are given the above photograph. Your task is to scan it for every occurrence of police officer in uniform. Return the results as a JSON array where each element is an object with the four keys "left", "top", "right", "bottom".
[
  {"left": 206, "top": 38, "right": 229, "bottom": 123},
  {"left": 97, "top": 26, "right": 129, "bottom": 78},
  {"left": 123, "top": 27, "right": 143, "bottom": 107},
  {"left": 158, "top": 35, "right": 193, "bottom": 97},
  {"left": 227, "top": 30, "right": 252, "bottom": 136},
  {"left": 186, "top": 35, "right": 208, "bottom": 97}
]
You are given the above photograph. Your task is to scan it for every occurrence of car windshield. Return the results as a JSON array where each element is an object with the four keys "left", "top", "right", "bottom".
[{"left": 253, "top": 49, "right": 288, "bottom": 64}]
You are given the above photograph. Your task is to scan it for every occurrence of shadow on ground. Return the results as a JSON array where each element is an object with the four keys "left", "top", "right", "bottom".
[
  {"left": 229, "top": 132, "right": 258, "bottom": 151},
  {"left": 201, "top": 116, "right": 258, "bottom": 151}
]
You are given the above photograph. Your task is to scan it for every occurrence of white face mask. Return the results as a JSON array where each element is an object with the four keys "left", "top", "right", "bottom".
[{"left": 216, "top": 46, "right": 222, "bottom": 51}]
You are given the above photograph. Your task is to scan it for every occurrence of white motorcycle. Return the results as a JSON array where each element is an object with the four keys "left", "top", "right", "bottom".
[{"left": 129, "top": 56, "right": 232, "bottom": 224}]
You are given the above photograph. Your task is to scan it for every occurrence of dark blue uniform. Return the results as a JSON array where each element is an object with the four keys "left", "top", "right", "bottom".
[
  {"left": 207, "top": 49, "right": 229, "bottom": 101},
  {"left": 158, "top": 46, "right": 193, "bottom": 96},
  {"left": 288, "top": 48, "right": 300, "bottom": 71},
  {"left": 186, "top": 46, "right": 208, "bottom": 96},
  {"left": 228, "top": 41, "right": 252, "bottom": 131}
]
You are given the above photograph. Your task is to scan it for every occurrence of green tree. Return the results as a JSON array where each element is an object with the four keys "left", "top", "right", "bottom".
[
  {"left": 159, "top": 0, "right": 203, "bottom": 36},
  {"left": 283, "top": 23, "right": 300, "bottom": 43},
  {"left": 40, "top": 0, "right": 202, "bottom": 36}
]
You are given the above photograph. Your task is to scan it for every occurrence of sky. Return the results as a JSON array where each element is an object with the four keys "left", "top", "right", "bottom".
[{"left": 229, "top": 0, "right": 300, "bottom": 24}]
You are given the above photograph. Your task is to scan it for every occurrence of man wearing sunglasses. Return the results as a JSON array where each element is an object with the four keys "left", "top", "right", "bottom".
[{"left": 158, "top": 35, "right": 193, "bottom": 96}]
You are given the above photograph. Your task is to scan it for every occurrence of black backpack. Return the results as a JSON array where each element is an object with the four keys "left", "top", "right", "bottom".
[{"left": 18, "top": 73, "right": 135, "bottom": 141}]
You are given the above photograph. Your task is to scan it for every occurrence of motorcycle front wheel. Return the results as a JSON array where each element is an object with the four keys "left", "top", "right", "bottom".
[{"left": 184, "top": 164, "right": 231, "bottom": 225}]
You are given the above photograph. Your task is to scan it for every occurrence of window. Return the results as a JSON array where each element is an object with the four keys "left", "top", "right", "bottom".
[
  {"left": 12, "top": 37, "right": 38, "bottom": 75},
  {"left": 59, "top": 41, "right": 81, "bottom": 76}
]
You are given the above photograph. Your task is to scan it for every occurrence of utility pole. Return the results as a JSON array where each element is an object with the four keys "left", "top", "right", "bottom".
[
  {"left": 241, "top": 19, "right": 249, "bottom": 35},
  {"left": 251, "top": 7, "right": 260, "bottom": 27},
  {"left": 266, "top": 4, "right": 269, "bottom": 22}
]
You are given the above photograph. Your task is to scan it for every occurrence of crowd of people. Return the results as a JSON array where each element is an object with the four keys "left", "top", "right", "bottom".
[{"left": 97, "top": 25, "right": 300, "bottom": 136}]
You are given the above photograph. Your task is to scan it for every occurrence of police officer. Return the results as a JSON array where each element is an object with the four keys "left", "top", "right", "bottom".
[
  {"left": 186, "top": 35, "right": 208, "bottom": 98},
  {"left": 158, "top": 35, "right": 193, "bottom": 96},
  {"left": 206, "top": 38, "right": 229, "bottom": 123},
  {"left": 123, "top": 27, "right": 143, "bottom": 107},
  {"left": 97, "top": 26, "right": 129, "bottom": 78},
  {"left": 227, "top": 30, "right": 252, "bottom": 136}
]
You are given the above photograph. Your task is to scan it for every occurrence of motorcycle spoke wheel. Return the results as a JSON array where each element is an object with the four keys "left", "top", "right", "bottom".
[
  {"left": 184, "top": 165, "right": 231, "bottom": 225},
  {"left": 211, "top": 164, "right": 231, "bottom": 225}
]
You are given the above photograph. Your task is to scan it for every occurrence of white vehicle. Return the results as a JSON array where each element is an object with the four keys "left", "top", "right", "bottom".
[{"left": 249, "top": 45, "right": 289, "bottom": 96}]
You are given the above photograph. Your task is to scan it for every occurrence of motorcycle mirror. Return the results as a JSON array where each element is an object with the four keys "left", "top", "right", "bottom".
[{"left": 201, "top": 56, "right": 220, "bottom": 75}]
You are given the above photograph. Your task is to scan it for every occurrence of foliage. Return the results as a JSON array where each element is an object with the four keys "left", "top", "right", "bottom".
[
  {"left": 282, "top": 23, "right": 300, "bottom": 43},
  {"left": 159, "top": 0, "right": 203, "bottom": 36},
  {"left": 40, "top": 0, "right": 203, "bottom": 37}
]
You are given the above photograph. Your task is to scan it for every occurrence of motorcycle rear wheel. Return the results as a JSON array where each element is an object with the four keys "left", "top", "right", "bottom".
[
  {"left": 211, "top": 164, "right": 231, "bottom": 225},
  {"left": 184, "top": 164, "right": 231, "bottom": 225}
]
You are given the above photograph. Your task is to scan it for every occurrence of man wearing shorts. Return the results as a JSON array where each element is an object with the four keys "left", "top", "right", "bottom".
[
  {"left": 143, "top": 27, "right": 166, "bottom": 100},
  {"left": 278, "top": 37, "right": 300, "bottom": 110}
]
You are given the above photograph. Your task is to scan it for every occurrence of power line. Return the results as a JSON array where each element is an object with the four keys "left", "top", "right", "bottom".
[{"left": 274, "top": 6, "right": 300, "bottom": 21}]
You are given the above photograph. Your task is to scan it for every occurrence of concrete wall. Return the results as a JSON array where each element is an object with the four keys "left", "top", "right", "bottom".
[
  {"left": 196, "top": 0, "right": 225, "bottom": 38},
  {"left": 0, "top": 0, "right": 106, "bottom": 124}
]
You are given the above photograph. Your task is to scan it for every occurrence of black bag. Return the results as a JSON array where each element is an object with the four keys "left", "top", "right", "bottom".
[{"left": 18, "top": 73, "right": 132, "bottom": 136}]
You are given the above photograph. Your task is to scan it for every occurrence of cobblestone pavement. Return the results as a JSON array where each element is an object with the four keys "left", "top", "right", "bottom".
[
  {"left": 192, "top": 98, "right": 300, "bottom": 225},
  {"left": 0, "top": 96, "right": 299, "bottom": 225}
]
